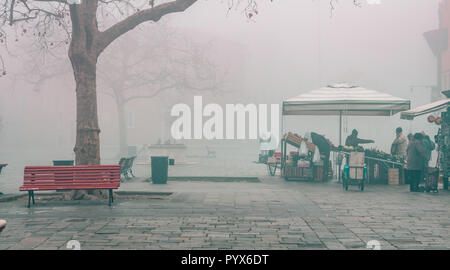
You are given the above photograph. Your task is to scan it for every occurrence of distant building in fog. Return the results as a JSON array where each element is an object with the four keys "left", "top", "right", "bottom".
[{"left": 424, "top": 0, "right": 450, "bottom": 101}]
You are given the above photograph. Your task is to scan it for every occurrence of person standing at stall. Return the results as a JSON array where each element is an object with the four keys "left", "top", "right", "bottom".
[
  {"left": 345, "top": 129, "right": 375, "bottom": 148},
  {"left": 406, "top": 133, "right": 426, "bottom": 192},
  {"left": 421, "top": 132, "right": 435, "bottom": 166},
  {"left": 391, "top": 127, "right": 408, "bottom": 159},
  {"left": 305, "top": 132, "right": 331, "bottom": 181}
]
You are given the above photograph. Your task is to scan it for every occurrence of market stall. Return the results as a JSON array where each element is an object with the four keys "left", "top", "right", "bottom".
[
  {"left": 282, "top": 83, "right": 411, "bottom": 183},
  {"left": 400, "top": 96, "right": 450, "bottom": 190},
  {"left": 280, "top": 132, "right": 318, "bottom": 181}
]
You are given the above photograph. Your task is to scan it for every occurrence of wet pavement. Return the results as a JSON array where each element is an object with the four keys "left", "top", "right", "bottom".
[{"left": 0, "top": 175, "right": 449, "bottom": 250}]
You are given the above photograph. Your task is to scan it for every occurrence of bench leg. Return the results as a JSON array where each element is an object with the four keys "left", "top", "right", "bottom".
[
  {"left": 108, "top": 190, "right": 113, "bottom": 206},
  {"left": 31, "top": 191, "right": 35, "bottom": 205},
  {"left": 27, "top": 191, "right": 31, "bottom": 208},
  {"left": 110, "top": 189, "right": 114, "bottom": 203}
]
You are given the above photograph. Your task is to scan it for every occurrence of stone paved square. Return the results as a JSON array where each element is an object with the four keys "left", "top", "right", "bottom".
[{"left": 1, "top": 174, "right": 449, "bottom": 250}]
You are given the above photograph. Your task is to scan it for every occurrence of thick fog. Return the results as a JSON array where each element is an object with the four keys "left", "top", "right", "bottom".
[{"left": 0, "top": 0, "right": 443, "bottom": 179}]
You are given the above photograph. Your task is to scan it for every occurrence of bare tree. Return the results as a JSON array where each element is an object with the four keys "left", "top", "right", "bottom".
[
  {"left": 0, "top": 0, "right": 262, "bottom": 165},
  {"left": 97, "top": 25, "right": 226, "bottom": 157},
  {"left": 0, "top": 0, "right": 357, "bottom": 199}
]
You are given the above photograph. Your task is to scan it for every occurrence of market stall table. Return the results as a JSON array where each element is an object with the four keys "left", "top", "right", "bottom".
[{"left": 280, "top": 133, "right": 317, "bottom": 181}]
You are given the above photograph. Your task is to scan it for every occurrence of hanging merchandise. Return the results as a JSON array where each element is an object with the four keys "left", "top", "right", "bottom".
[
  {"left": 299, "top": 141, "right": 308, "bottom": 156},
  {"left": 313, "top": 149, "right": 321, "bottom": 163}
]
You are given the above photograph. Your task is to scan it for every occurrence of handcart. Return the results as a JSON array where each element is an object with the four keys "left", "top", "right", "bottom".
[
  {"left": 425, "top": 167, "right": 439, "bottom": 193},
  {"left": 342, "top": 152, "right": 367, "bottom": 191}
]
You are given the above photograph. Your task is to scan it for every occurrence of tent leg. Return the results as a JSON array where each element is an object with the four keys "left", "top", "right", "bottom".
[
  {"left": 339, "top": 111, "right": 342, "bottom": 146},
  {"left": 338, "top": 111, "right": 342, "bottom": 183}
]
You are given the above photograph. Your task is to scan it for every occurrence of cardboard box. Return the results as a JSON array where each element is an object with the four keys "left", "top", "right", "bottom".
[
  {"left": 349, "top": 152, "right": 365, "bottom": 166},
  {"left": 388, "top": 168, "right": 399, "bottom": 185},
  {"left": 349, "top": 167, "right": 364, "bottom": 180},
  {"left": 314, "top": 166, "right": 324, "bottom": 182}
]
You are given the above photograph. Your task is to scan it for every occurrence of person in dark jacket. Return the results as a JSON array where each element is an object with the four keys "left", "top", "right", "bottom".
[
  {"left": 305, "top": 132, "right": 331, "bottom": 181},
  {"left": 345, "top": 129, "right": 375, "bottom": 148},
  {"left": 421, "top": 132, "right": 435, "bottom": 166},
  {"left": 406, "top": 133, "right": 426, "bottom": 192}
]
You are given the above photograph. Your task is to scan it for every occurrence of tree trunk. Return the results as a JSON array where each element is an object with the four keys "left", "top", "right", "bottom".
[
  {"left": 67, "top": 1, "right": 106, "bottom": 200},
  {"left": 72, "top": 62, "right": 100, "bottom": 165}
]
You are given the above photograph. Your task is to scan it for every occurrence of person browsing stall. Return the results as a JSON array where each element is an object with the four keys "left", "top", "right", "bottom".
[
  {"left": 391, "top": 127, "right": 408, "bottom": 159},
  {"left": 305, "top": 132, "right": 331, "bottom": 181},
  {"left": 406, "top": 133, "right": 427, "bottom": 192},
  {"left": 345, "top": 129, "right": 375, "bottom": 148}
]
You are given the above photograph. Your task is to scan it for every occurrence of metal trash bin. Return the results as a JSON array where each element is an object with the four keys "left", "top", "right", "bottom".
[
  {"left": 53, "top": 160, "right": 74, "bottom": 166},
  {"left": 151, "top": 156, "right": 168, "bottom": 184}
]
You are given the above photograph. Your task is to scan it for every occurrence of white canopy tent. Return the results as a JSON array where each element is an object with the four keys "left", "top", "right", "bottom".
[
  {"left": 282, "top": 83, "right": 411, "bottom": 145},
  {"left": 400, "top": 98, "right": 450, "bottom": 120}
]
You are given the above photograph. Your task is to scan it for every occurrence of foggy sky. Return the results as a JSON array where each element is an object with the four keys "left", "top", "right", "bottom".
[{"left": 0, "top": 0, "right": 443, "bottom": 165}]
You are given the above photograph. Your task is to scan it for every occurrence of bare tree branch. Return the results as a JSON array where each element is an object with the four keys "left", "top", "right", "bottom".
[{"left": 97, "top": 0, "right": 197, "bottom": 55}]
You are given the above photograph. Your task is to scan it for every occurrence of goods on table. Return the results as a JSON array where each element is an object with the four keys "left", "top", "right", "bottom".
[
  {"left": 284, "top": 132, "right": 302, "bottom": 147},
  {"left": 284, "top": 166, "right": 313, "bottom": 180},
  {"left": 333, "top": 145, "right": 365, "bottom": 152},
  {"left": 297, "top": 159, "right": 311, "bottom": 168},
  {"left": 365, "top": 148, "right": 405, "bottom": 163}
]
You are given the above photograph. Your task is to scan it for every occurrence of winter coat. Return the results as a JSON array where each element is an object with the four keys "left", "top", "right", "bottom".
[
  {"left": 406, "top": 139, "right": 426, "bottom": 171},
  {"left": 391, "top": 133, "right": 408, "bottom": 159}
]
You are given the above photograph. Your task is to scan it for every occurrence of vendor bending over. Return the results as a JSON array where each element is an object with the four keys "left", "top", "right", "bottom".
[
  {"left": 305, "top": 132, "right": 331, "bottom": 181},
  {"left": 345, "top": 129, "right": 375, "bottom": 148}
]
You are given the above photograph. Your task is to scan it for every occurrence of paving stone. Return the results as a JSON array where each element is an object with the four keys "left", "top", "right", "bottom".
[{"left": 0, "top": 177, "right": 449, "bottom": 250}]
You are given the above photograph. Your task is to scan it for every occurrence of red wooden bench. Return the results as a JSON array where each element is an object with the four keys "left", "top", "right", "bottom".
[{"left": 20, "top": 165, "right": 121, "bottom": 207}]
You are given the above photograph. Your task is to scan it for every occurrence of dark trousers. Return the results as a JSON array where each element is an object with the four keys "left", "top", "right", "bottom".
[{"left": 407, "top": 170, "right": 421, "bottom": 192}]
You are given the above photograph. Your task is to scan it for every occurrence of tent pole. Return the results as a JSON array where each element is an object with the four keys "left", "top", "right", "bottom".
[
  {"left": 281, "top": 107, "right": 284, "bottom": 147},
  {"left": 338, "top": 111, "right": 342, "bottom": 183},
  {"left": 339, "top": 111, "right": 342, "bottom": 146}
]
